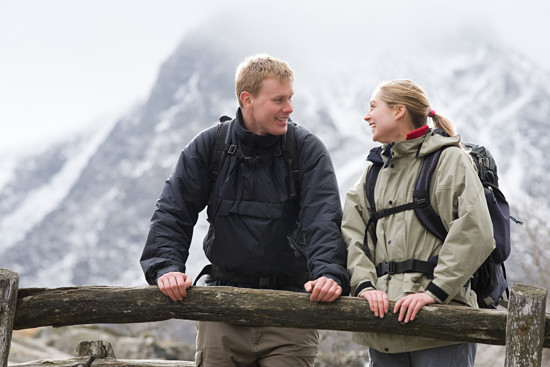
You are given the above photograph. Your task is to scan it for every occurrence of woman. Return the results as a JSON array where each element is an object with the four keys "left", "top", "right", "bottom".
[{"left": 342, "top": 79, "right": 495, "bottom": 366}]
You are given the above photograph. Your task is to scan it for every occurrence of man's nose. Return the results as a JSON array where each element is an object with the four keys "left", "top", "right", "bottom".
[{"left": 283, "top": 100, "right": 293, "bottom": 113}]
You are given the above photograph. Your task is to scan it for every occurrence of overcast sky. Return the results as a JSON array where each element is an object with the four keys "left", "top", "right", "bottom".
[{"left": 1, "top": 0, "right": 549, "bottom": 157}]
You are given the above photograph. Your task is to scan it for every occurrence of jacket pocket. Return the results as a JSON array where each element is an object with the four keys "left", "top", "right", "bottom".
[
  {"left": 375, "top": 275, "right": 388, "bottom": 293},
  {"left": 206, "top": 199, "right": 298, "bottom": 273},
  {"left": 214, "top": 200, "right": 289, "bottom": 249},
  {"left": 217, "top": 199, "right": 287, "bottom": 218},
  {"left": 403, "top": 273, "right": 428, "bottom": 294}
]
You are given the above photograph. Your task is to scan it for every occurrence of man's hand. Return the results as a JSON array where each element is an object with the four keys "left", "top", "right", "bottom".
[
  {"left": 304, "top": 276, "right": 342, "bottom": 302},
  {"left": 393, "top": 292, "right": 436, "bottom": 323},
  {"left": 359, "top": 289, "right": 389, "bottom": 318},
  {"left": 157, "top": 271, "right": 193, "bottom": 301}
]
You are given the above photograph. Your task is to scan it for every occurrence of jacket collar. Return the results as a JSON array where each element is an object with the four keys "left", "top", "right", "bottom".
[
  {"left": 235, "top": 108, "right": 280, "bottom": 155},
  {"left": 406, "top": 125, "right": 429, "bottom": 140},
  {"left": 367, "top": 128, "right": 462, "bottom": 165}
]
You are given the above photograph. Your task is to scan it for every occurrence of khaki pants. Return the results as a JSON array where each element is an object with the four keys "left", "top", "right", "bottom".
[{"left": 195, "top": 321, "right": 319, "bottom": 367}]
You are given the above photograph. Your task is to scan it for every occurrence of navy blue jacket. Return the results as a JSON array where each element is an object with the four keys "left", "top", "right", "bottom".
[{"left": 140, "top": 109, "right": 350, "bottom": 294}]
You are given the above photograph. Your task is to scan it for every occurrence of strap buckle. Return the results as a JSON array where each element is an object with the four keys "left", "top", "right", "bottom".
[
  {"left": 387, "top": 260, "right": 396, "bottom": 275},
  {"left": 227, "top": 145, "right": 237, "bottom": 155},
  {"left": 415, "top": 197, "right": 428, "bottom": 206},
  {"left": 378, "top": 260, "right": 396, "bottom": 276}
]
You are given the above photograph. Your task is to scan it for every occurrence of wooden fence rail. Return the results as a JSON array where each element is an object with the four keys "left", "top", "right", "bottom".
[{"left": 1, "top": 268, "right": 549, "bottom": 367}]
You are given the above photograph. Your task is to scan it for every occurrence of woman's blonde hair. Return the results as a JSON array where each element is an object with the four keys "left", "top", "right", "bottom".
[
  {"left": 235, "top": 54, "right": 294, "bottom": 108},
  {"left": 376, "top": 79, "right": 456, "bottom": 137}
]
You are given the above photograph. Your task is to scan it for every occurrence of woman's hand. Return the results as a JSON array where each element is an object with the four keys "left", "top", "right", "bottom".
[
  {"left": 359, "top": 289, "right": 389, "bottom": 318},
  {"left": 394, "top": 293, "right": 436, "bottom": 323}
]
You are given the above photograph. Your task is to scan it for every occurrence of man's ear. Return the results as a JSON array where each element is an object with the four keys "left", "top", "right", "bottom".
[{"left": 240, "top": 91, "right": 252, "bottom": 108}]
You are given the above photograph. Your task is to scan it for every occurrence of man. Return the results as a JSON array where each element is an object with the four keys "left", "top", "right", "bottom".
[{"left": 140, "top": 54, "right": 350, "bottom": 366}]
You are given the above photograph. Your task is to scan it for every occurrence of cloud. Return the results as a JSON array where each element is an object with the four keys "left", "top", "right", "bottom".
[{"left": 0, "top": 0, "right": 548, "bottom": 157}]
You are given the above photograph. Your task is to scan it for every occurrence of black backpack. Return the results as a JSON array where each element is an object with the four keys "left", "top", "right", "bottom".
[{"left": 365, "top": 131, "right": 521, "bottom": 308}]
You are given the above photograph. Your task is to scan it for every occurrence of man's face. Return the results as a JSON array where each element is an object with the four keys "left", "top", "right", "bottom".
[{"left": 242, "top": 77, "right": 294, "bottom": 136}]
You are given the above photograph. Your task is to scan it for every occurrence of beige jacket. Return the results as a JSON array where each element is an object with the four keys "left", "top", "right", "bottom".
[{"left": 342, "top": 131, "right": 495, "bottom": 353}]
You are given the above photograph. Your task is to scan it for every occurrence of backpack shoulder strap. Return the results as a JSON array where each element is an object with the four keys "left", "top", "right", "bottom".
[
  {"left": 365, "top": 147, "right": 384, "bottom": 212},
  {"left": 281, "top": 122, "right": 299, "bottom": 199},
  {"left": 209, "top": 116, "right": 233, "bottom": 187},
  {"left": 365, "top": 163, "right": 382, "bottom": 213},
  {"left": 412, "top": 147, "right": 448, "bottom": 241},
  {"left": 209, "top": 117, "right": 300, "bottom": 200},
  {"left": 365, "top": 146, "right": 449, "bottom": 243},
  {"left": 363, "top": 162, "right": 382, "bottom": 258},
  {"left": 363, "top": 147, "right": 384, "bottom": 256}
]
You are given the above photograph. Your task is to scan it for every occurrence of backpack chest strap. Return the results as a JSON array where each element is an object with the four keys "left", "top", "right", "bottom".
[{"left": 376, "top": 259, "right": 435, "bottom": 278}]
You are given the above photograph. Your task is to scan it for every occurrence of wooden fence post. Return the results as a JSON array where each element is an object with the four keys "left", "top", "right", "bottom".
[
  {"left": 76, "top": 340, "right": 116, "bottom": 359},
  {"left": 505, "top": 284, "right": 547, "bottom": 367},
  {"left": 0, "top": 269, "right": 19, "bottom": 367}
]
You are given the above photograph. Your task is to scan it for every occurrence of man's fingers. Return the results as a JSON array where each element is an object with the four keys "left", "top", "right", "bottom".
[
  {"left": 309, "top": 277, "right": 325, "bottom": 301},
  {"left": 304, "top": 280, "right": 315, "bottom": 293},
  {"left": 317, "top": 278, "right": 333, "bottom": 301},
  {"left": 157, "top": 272, "right": 192, "bottom": 301},
  {"left": 158, "top": 277, "right": 179, "bottom": 301},
  {"left": 175, "top": 274, "right": 192, "bottom": 298},
  {"left": 170, "top": 274, "right": 189, "bottom": 299},
  {"left": 320, "top": 282, "right": 342, "bottom": 302},
  {"left": 307, "top": 277, "right": 342, "bottom": 303}
]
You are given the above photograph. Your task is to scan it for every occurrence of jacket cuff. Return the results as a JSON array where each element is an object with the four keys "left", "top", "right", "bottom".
[
  {"left": 426, "top": 281, "right": 449, "bottom": 303},
  {"left": 354, "top": 281, "right": 375, "bottom": 297}
]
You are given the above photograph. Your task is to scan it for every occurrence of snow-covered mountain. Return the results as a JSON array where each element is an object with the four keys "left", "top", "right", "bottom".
[{"left": 1, "top": 23, "right": 548, "bottom": 289}]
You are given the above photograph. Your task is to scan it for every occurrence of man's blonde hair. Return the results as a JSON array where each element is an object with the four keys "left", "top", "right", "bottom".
[{"left": 235, "top": 54, "right": 294, "bottom": 108}]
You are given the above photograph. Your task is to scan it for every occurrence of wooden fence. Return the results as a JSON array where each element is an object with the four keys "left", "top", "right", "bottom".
[{"left": 1, "top": 268, "right": 548, "bottom": 367}]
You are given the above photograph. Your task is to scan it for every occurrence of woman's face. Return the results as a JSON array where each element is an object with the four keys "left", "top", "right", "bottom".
[{"left": 364, "top": 90, "right": 405, "bottom": 144}]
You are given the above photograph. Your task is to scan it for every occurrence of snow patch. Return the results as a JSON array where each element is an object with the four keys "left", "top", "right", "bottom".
[{"left": 0, "top": 118, "right": 116, "bottom": 252}]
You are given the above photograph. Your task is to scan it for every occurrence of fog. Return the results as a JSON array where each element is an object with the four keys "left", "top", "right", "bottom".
[{"left": 1, "top": 0, "right": 548, "bottom": 156}]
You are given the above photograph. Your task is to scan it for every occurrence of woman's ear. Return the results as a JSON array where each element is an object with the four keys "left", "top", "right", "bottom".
[{"left": 394, "top": 105, "right": 407, "bottom": 119}]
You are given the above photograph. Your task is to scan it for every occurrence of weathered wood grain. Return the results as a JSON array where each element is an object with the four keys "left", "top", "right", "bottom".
[
  {"left": 13, "top": 285, "right": 510, "bottom": 345},
  {"left": 0, "top": 269, "right": 18, "bottom": 367},
  {"left": 9, "top": 356, "right": 93, "bottom": 367},
  {"left": 505, "top": 284, "right": 547, "bottom": 367}
]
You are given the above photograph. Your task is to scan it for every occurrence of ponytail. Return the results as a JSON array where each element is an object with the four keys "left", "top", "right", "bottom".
[
  {"left": 430, "top": 110, "right": 470, "bottom": 154},
  {"left": 429, "top": 111, "right": 456, "bottom": 137}
]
